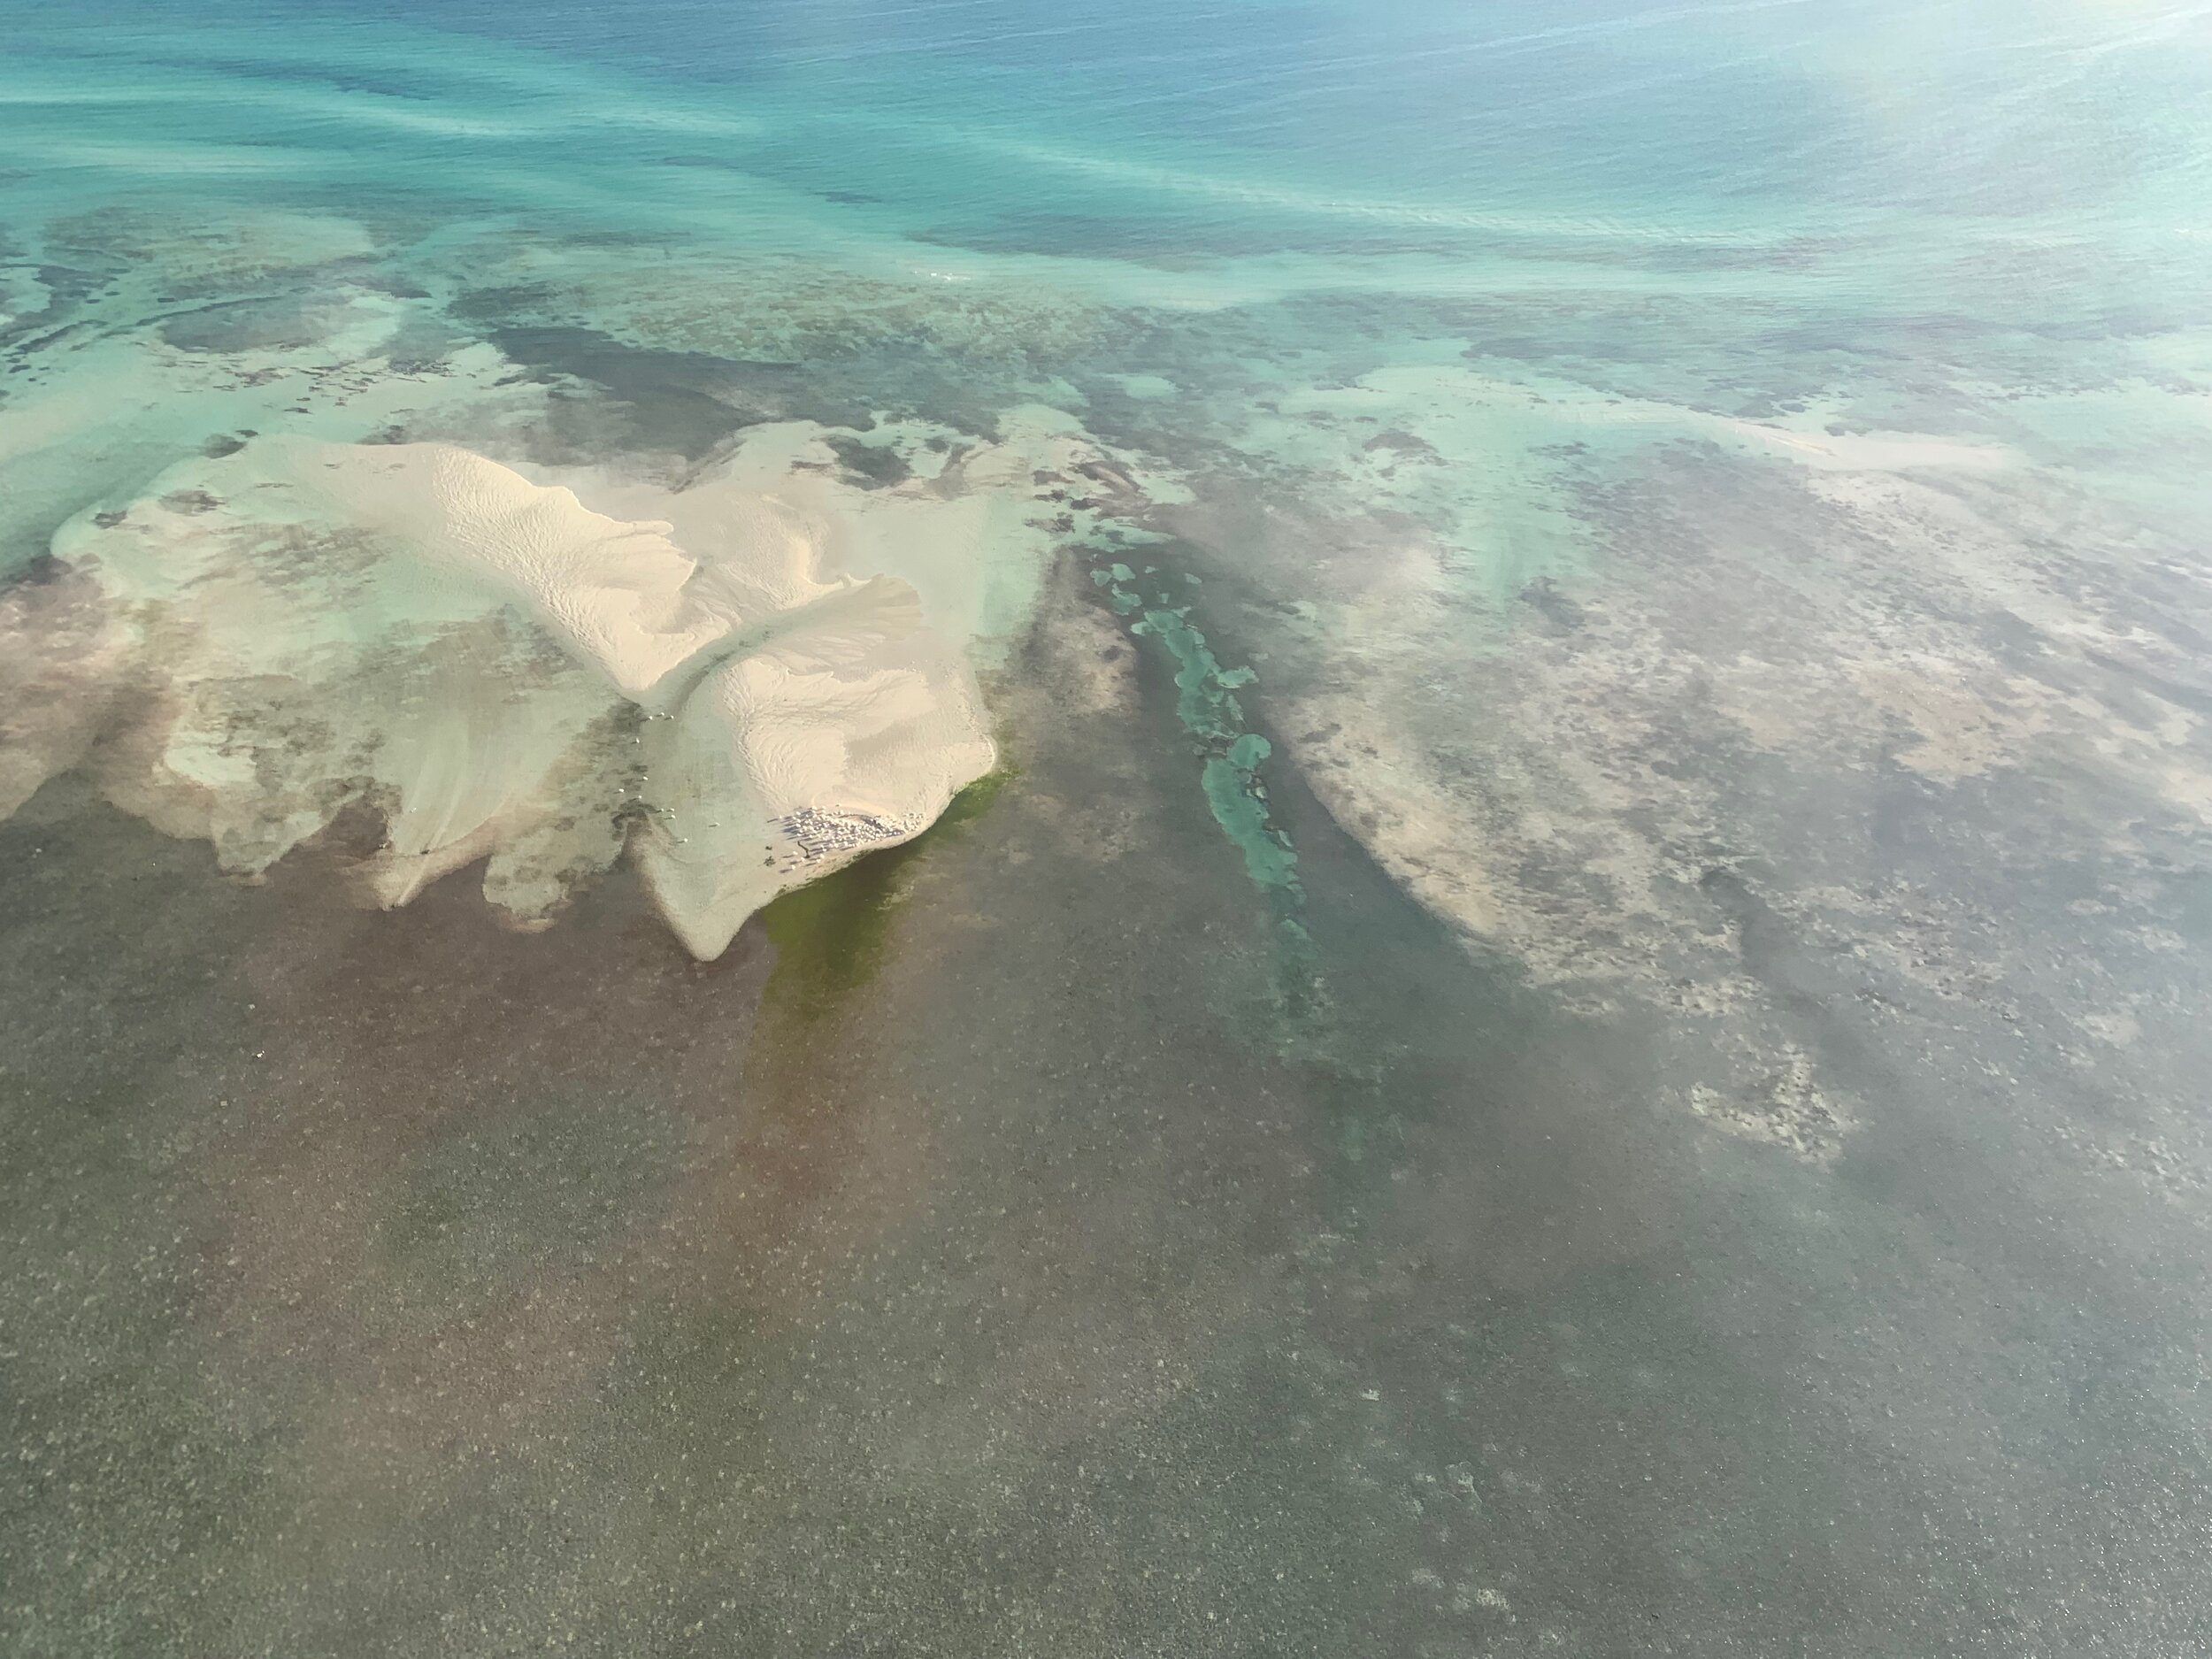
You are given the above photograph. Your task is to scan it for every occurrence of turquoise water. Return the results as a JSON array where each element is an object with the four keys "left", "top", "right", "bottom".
[
  {"left": 5, "top": 3, "right": 2212, "bottom": 1653},
  {"left": 6, "top": 2, "right": 2209, "bottom": 589}
]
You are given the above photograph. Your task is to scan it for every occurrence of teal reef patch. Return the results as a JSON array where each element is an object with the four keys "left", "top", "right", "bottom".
[{"left": 1091, "top": 557, "right": 1318, "bottom": 1018}]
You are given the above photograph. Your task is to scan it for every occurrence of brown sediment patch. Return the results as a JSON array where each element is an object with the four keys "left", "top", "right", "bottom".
[
  {"left": 1155, "top": 435, "right": 2212, "bottom": 1169},
  {"left": 0, "top": 559, "right": 133, "bottom": 819},
  {"left": 198, "top": 842, "right": 768, "bottom": 1397},
  {"left": 1689, "top": 1046, "right": 1855, "bottom": 1166},
  {"left": 1847, "top": 658, "right": 2056, "bottom": 783}
]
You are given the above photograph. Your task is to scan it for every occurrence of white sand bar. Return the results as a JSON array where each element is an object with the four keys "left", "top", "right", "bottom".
[{"left": 4, "top": 437, "right": 1003, "bottom": 958}]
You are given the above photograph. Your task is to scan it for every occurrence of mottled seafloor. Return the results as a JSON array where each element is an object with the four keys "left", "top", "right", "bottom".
[{"left": 4, "top": 2, "right": 2212, "bottom": 1655}]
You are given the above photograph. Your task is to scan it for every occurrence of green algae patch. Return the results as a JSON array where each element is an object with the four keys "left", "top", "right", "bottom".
[
  {"left": 1202, "top": 736, "right": 1299, "bottom": 894},
  {"left": 1092, "top": 559, "right": 1302, "bottom": 902},
  {"left": 757, "top": 765, "right": 1012, "bottom": 1019},
  {"left": 1088, "top": 557, "right": 1317, "bottom": 1027}
]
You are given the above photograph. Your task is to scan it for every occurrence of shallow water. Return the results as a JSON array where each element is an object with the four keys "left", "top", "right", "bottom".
[{"left": 4, "top": 3, "right": 2212, "bottom": 1653}]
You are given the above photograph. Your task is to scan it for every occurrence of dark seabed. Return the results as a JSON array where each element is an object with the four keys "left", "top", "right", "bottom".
[{"left": 4, "top": 2, "right": 2212, "bottom": 1655}]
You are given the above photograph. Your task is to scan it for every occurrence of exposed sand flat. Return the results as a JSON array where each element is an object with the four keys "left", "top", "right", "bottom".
[
  {"left": 3, "top": 437, "right": 1002, "bottom": 957},
  {"left": 570, "top": 405, "right": 1156, "bottom": 666},
  {"left": 1720, "top": 419, "right": 2015, "bottom": 472},
  {"left": 633, "top": 635, "right": 993, "bottom": 958},
  {"left": 315, "top": 444, "right": 741, "bottom": 700}
]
